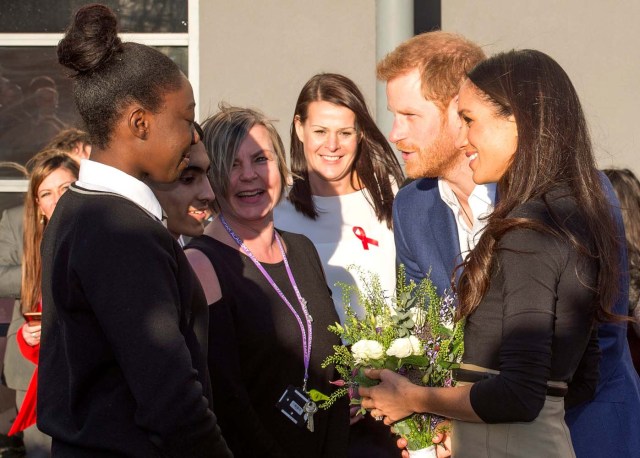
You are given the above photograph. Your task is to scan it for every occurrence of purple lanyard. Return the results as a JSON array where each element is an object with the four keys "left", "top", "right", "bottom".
[{"left": 219, "top": 214, "right": 314, "bottom": 391}]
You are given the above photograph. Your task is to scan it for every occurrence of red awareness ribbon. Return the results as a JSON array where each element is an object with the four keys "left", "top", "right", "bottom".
[{"left": 353, "top": 226, "right": 379, "bottom": 250}]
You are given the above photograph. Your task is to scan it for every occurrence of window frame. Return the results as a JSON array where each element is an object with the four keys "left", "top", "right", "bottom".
[{"left": 0, "top": 0, "right": 199, "bottom": 192}]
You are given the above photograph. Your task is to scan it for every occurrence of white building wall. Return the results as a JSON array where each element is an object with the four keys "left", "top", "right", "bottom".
[
  {"left": 198, "top": 0, "right": 377, "bottom": 153},
  {"left": 442, "top": 0, "right": 640, "bottom": 175}
]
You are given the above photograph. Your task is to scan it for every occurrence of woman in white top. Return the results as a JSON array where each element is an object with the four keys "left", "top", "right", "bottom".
[
  {"left": 275, "top": 73, "right": 404, "bottom": 325},
  {"left": 275, "top": 73, "right": 404, "bottom": 458}
]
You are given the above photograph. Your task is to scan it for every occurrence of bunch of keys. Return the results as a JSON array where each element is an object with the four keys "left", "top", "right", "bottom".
[{"left": 304, "top": 399, "right": 318, "bottom": 432}]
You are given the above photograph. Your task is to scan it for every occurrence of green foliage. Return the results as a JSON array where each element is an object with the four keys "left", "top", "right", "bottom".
[
  {"left": 317, "top": 387, "right": 349, "bottom": 409},
  {"left": 320, "top": 264, "right": 464, "bottom": 451},
  {"left": 394, "top": 416, "right": 432, "bottom": 451}
]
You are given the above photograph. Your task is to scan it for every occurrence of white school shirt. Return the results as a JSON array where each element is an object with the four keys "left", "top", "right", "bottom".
[{"left": 77, "top": 159, "right": 163, "bottom": 220}]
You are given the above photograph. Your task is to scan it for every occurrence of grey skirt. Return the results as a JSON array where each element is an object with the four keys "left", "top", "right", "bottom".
[{"left": 451, "top": 396, "right": 575, "bottom": 458}]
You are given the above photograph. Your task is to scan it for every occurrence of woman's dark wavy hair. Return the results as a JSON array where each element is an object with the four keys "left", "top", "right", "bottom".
[
  {"left": 289, "top": 73, "right": 404, "bottom": 229},
  {"left": 603, "top": 168, "right": 640, "bottom": 307},
  {"left": 456, "top": 49, "right": 619, "bottom": 323},
  {"left": 57, "top": 4, "right": 183, "bottom": 149}
]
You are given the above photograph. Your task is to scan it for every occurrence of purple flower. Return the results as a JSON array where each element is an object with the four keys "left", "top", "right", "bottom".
[{"left": 430, "top": 414, "right": 446, "bottom": 432}]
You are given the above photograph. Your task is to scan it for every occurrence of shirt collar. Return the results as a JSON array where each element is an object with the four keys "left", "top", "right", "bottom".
[
  {"left": 76, "top": 159, "right": 163, "bottom": 220},
  {"left": 438, "top": 179, "right": 497, "bottom": 217}
]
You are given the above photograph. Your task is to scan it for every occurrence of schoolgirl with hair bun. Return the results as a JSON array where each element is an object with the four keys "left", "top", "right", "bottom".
[{"left": 38, "top": 4, "right": 232, "bottom": 456}]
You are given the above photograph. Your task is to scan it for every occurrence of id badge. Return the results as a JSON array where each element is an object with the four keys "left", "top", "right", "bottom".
[{"left": 275, "top": 385, "right": 309, "bottom": 428}]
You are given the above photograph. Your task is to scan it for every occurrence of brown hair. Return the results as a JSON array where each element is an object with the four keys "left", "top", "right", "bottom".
[
  {"left": 377, "top": 31, "right": 485, "bottom": 112},
  {"left": 603, "top": 168, "right": 640, "bottom": 306},
  {"left": 456, "top": 50, "right": 620, "bottom": 323},
  {"left": 21, "top": 150, "right": 79, "bottom": 313},
  {"left": 45, "top": 127, "right": 91, "bottom": 153},
  {"left": 289, "top": 73, "right": 403, "bottom": 228}
]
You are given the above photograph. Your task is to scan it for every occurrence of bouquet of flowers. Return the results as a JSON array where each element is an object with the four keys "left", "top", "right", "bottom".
[{"left": 311, "top": 265, "right": 464, "bottom": 457}]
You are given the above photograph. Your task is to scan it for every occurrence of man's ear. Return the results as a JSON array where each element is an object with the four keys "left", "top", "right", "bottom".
[{"left": 128, "top": 107, "right": 150, "bottom": 140}]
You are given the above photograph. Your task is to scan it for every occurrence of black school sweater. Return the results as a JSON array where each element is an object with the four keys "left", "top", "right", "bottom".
[{"left": 38, "top": 184, "right": 232, "bottom": 457}]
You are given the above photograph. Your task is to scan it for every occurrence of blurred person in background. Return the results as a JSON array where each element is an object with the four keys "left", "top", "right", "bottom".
[
  {"left": 5, "top": 150, "right": 79, "bottom": 457},
  {"left": 603, "top": 168, "right": 640, "bottom": 373},
  {"left": 0, "top": 128, "right": 90, "bottom": 300}
]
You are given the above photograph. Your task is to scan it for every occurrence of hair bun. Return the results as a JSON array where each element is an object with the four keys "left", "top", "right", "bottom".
[{"left": 57, "top": 4, "right": 123, "bottom": 75}]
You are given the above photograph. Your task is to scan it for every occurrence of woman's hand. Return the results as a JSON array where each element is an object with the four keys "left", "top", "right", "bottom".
[
  {"left": 21, "top": 321, "right": 41, "bottom": 346},
  {"left": 432, "top": 420, "right": 452, "bottom": 457},
  {"left": 358, "top": 368, "right": 418, "bottom": 425},
  {"left": 396, "top": 421, "right": 452, "bottom": 458}
]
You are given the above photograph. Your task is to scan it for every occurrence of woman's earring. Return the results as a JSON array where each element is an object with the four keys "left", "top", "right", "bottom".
[{"left": 39, "top": 214, "right": 46, "bottom": 225}]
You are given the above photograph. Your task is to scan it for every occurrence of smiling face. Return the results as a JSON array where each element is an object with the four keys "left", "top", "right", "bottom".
[
  {"left": 219, "top": 124, "right": 282, "bottom": 224},
  {"left": 386, "top": 69, "right": 461, "bottom": 179},
  {"left": 36, "top": 167, "right": 76, "bottom": 220},
  {"left": 295, "top": 100, "right": 360, "bottom": 196},
  {"left": 151, "top": 140, "right": 214, "bottom": 239},
  {"left": 455, "top": 79, "right": 518, "bottom": 184},
  {"left": 144, "top": 75, "right": 197, "bottom": 183}
]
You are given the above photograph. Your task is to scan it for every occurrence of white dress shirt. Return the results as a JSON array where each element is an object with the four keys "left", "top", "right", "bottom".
[{"left": 438, "top": 179, "right": 496, "bottom": 258}]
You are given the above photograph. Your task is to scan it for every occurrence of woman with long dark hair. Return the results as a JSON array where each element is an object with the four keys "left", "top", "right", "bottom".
[
  {"left": 275, "top": 73, "right": 404, "bottom": 323},
  {"left": 360, "top": 49, "right": 622, "bottom": 457}
]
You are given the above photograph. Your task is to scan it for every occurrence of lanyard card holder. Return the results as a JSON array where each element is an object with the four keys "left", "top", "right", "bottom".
[{"left": 276, "top": 385, "right": 309, "bottom": 429}]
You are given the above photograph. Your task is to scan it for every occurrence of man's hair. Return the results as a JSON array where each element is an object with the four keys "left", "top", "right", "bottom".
[{"left": 377, "top": 31, "right": 485, "bottom": 111}]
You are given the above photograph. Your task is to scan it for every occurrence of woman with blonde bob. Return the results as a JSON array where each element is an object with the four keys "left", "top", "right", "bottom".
[
  {"left": 360, "top": 49, "right": 624, "bottom": 457},
  {"left": 187, "top": 105, "right": 349, "bottom": 457},
  {"left": 6, "top": 149, "right": 78, "bottom": 455}
]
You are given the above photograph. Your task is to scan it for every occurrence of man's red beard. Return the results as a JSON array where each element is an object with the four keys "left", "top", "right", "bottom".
[{"left": 398, "top": 130, "right": 458, "bottom": 179}]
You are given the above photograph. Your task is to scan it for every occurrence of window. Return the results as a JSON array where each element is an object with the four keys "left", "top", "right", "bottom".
[{"left": 0, "top": 0, "right": 198, "bottom": 201}]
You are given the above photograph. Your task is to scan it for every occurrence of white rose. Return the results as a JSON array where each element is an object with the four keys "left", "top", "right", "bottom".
[
  {"left": 386, "top": 336, "right": 423, "bottom": 358},
  {"left": 408, "top": 335, "right": 422, "bottom": 355},
  {"left": 351, "top": 339, "right": 385, "bottom": 363}
]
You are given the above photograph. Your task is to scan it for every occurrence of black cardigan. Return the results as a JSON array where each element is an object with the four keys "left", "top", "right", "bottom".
[
  {"left": 464, "top": 188, "right": 600, "bottom": 423},
  {"left": 38, "top": 185, "right": 231, "bottom": 457}
]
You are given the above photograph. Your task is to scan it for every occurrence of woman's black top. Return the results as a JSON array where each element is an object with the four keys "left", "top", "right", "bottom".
[
  {"left": 463, "top": 188, "right": 600, "bottom": 423},
  {"left": 188, "top": 230, "right": 349, "bottom": 458}
]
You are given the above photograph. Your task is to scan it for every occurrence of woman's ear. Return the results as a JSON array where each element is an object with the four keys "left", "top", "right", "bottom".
[
  {"left": 294, "top": 115, "right": 305, "bottom": 143},
  {"left": 128, "top": 107, "right": 150, "bottom": 140}
]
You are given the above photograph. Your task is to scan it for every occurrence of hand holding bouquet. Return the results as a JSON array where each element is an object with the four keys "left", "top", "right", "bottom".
[{"left": 311, "top": 265, "right": 464, "bottom": 456}]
